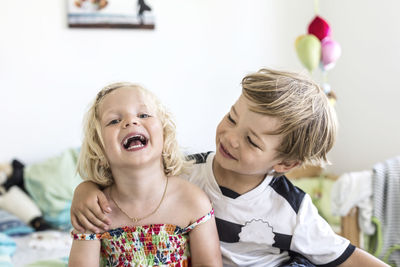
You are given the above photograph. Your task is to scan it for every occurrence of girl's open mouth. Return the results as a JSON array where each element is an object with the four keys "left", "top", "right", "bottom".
[{"left": 121, "top": 134, "right": 148, "bottom": 151}]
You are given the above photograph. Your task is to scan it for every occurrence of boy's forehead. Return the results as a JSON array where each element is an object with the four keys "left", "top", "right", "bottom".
[
  {"left": 233, "top": 95, "right": 282, "bottom": 134},
  {"left": 231, "top": 94, "right": 255, "bottom": 113}
]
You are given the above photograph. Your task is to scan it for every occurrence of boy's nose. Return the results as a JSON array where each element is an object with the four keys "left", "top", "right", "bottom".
[{"left": 226, "top": 133, "right": 239, "bottom": 149}]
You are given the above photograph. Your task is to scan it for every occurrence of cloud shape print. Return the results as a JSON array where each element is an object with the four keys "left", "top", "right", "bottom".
[{"left": 238, "top": 219, "right": 276, "bottom": 246}]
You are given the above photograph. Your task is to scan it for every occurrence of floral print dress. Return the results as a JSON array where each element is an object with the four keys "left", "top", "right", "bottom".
[{"left": 71, "top": 209, "right": 214, "bottom": 267}]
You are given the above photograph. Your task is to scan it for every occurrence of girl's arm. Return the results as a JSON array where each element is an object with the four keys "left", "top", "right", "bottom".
[
  {"left": 189, "top": 216, "right": 222, "bottom": 266},
  {"left": 68, "top": 232, "right": 101, "bottom": 267},
  {"left": 186, "top": 187, "right": 222, "bottom": 267},
  {"left": 339, "top": 247, "right": 389, "bottom": 267},
  {"left": 70, "top": 181, "right": 112, "bottom": 233}
]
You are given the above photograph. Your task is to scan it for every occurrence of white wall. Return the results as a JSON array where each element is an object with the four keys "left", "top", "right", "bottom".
[
  {"left": 319, "top": 0, "right": 400, "bottom": 173},
  {"left": 1, "top": 0, "right": 399, "bottom": 174},
  {"left": 0, "top": 0, "right": 289, "bottom": 164}
]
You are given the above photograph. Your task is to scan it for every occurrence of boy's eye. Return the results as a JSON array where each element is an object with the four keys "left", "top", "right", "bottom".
[
  {"left": 107, "top": 119, "right": 121, "bottom": 125},
  {"left": 138, "top": 113, "right": 151, "bottom": 118},
  {"left": 247, "top": 136, "right": 259, "bottom": 149},
  {"left": 227, "top": 114, "right": 236, "bottom": 124}
]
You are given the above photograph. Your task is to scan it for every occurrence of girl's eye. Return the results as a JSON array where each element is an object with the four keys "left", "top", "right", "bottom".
[
  {"left": 227, "top": 114, "right": 236, "bottom": 124},
  {"left": 107, "top": 119, "right": 120, "bottom": 125},
  {"left": 247, "top": 136, "right": 259, "bottom": 148},
  {"left": 139, "top": 113, "right": 151, "bottom": 118}
]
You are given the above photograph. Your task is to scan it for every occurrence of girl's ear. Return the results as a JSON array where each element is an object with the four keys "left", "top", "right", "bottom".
[{"left": 273, "top": 160, "right": 300, "bottom": 173}]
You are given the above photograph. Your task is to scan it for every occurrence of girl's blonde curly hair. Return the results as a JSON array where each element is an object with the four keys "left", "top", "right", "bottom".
[{"left": 77, "top": 82, "right": 189, "bottom": 186}]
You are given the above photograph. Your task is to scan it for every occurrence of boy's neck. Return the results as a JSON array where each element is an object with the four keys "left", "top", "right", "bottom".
[{"left": 212, "top": 158, "right": 267, "bottom": 195}]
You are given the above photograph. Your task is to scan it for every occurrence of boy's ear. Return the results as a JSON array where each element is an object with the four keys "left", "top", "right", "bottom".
[{"left": 273, "top": 160, "right": 300, "bottom": 173}]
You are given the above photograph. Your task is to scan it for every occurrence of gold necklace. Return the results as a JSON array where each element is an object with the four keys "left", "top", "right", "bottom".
[{"left": 110, "top": 178, "right": 168, "bottom": 223}]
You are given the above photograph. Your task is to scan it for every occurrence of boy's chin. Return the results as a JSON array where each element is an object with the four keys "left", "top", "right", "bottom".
[{"left": 214, "top": 152, "right": 236, "bottom": 170}]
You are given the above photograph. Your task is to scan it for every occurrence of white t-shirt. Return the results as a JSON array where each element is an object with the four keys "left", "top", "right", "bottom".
[{"left": 185, "top": 152, "right": 355, "bottom": 267}]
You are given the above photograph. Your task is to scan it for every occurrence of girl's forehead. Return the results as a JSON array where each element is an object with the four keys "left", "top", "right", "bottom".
[{"left": 98, "top": 87, "right": 157, "bottom": 115}]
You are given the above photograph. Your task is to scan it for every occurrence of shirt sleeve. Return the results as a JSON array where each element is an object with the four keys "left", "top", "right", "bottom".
[{"left": 290, "top": 194, "right": 355, "bottom": 266}]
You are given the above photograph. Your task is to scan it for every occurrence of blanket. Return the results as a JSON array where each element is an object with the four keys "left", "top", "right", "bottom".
[
  {"left": 0, "top": 233, "right": 15, "bottom": 267},
  {"left": 370, "top": 156, "right": 400, "bottom": 266}
]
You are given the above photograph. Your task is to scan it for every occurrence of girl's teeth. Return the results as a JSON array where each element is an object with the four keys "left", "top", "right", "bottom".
[{"left": 128, "top": 144, "right": 144, "bottom": 149}]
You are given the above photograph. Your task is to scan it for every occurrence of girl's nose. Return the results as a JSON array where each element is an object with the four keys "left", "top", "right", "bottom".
[{"left": 123, "top": 119, "right": 138, "bottom": 128}]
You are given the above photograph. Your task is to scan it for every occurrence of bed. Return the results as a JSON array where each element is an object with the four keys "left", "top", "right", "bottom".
[
  {"left": 0, "top": 151, "right": 365, "bottom": 266},
  {"left": 0, "top": 148, "right": 81, "bottom": 266}
]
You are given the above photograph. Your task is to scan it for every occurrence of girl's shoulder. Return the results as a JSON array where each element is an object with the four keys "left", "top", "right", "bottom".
[
  {"left": 168, "top": 176, "right": 212, "bottom": 221},
  {"left": 168, "top": 175, "right": 208, "bottom": 199}
]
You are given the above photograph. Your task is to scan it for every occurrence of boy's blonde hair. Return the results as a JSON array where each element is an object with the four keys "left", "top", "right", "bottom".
[
  {"left": 77, "top": 82, "right": 188, "bottom": 186},
  {"left": 241, "top": 68, "right": 337, "bottom": 167}
]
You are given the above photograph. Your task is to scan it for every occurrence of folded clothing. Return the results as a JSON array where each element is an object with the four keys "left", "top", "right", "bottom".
[
  {"left": 0, "top": 209, "right": 34, "bottom": 236},
  {"left": 331, "top": 170, "right": 375, "bottom": 235}
]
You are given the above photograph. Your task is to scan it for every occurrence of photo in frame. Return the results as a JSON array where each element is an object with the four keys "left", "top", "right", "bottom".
[{"left": 67, "top": 0, "right": 155, "bottom": 29}]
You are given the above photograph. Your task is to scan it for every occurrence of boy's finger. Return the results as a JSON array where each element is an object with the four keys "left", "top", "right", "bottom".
[
  {"left": 89, "top": 203, "right": 111, "bottom": 226},
  {"left": 97, "top": 193, "right": 112, "bottom": 213},
  {"left": 77, "top": 213, "right": 101, "bottom": 234},
  {"left": 86, "top": 209, "right": 110, "bottom": 231},
  {"left": 71, "top": 215, "right": 85, "bottom": 233}
]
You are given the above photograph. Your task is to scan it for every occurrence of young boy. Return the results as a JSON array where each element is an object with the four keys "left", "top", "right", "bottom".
[{"left": 70, "top": 68, "right": 388, "bottom": 266}]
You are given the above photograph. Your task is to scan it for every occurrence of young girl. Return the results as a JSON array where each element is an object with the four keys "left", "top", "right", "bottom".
[{"left": 68, "top": 83, "right": 222, "bottom": 266}]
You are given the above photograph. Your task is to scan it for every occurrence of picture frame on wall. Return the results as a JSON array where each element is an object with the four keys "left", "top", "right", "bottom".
[{"left": 67, "top": 0, "right": 155, "bottom": 29}]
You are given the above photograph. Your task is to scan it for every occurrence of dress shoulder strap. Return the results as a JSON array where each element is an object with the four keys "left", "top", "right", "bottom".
[{"left": 182, "top": 209, "right": 214, "bottom": 234}]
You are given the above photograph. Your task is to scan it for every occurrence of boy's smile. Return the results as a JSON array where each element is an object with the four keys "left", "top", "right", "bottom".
[
  {"left": 214, "top": 94, "right": 288, "bottom": 191},
  {"left": 219, "top": 143, "right": 237, "bottom": 160}
]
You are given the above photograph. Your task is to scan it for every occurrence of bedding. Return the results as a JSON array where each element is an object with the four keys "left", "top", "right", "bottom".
[
  {"left": 0, "top": 232, "right": 16, "bottom": 267},
  {"left": 0, "top": 151, "right": 364, "bottom": 266},
  {"left": 0, "top": 210, "right": 34, "bottom": 237},
  {"left": 23, "top": 148, "right": 83, "bottom": 230},
  {"left": 11, "top": 230, "right": 71, "bottom": 267},
  {"left": 0, "top": 148, "right": 82, "bottom": 266}
]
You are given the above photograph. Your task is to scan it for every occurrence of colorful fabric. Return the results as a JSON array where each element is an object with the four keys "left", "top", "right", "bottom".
[{"left": 72, "top": 209, "right": 214, "bottom": 266}]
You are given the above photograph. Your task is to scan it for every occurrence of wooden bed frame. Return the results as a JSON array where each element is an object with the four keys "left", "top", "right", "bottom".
[{"left": 286, "top": 166, "right": 360, "bottom": 247}]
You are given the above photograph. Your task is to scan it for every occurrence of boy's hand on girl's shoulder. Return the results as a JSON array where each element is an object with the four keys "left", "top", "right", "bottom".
[{"left": 70, "top": 181, "right": 112, "bottom": 234}]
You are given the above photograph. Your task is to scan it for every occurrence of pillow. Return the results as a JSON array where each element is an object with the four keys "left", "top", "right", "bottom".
[
  {"left": 24, "top": 148, "right": 83, "bottom": 230},
  {"left": 0, "top": 209, "right": 33, "bottom": 236}
]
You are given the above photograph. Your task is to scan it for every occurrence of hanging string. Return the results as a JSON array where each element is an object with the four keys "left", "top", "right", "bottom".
[
  {"left": 322, "top": 69, "right": 328, "bottom": 83},
  {"left": 314, "top": 0, "right": 319, "bottom": 15}
]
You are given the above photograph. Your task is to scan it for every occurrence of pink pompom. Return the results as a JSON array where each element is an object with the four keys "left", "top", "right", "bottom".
[{"left": 321, "top": 37, "right": 341, "bottom": 70}]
